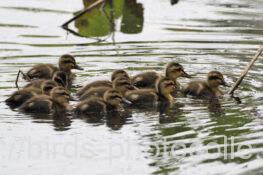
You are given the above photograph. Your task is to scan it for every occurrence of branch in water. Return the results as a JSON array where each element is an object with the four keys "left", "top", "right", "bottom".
[{"left": 228, "top": 46, "right": 263, "bottom": 95}]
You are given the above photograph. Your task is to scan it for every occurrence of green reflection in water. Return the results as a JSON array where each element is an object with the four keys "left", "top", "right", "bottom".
[{"left": 74, "top": 0, "right": 144, "bottom": 37}]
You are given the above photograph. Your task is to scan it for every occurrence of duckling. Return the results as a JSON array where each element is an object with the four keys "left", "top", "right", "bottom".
[
  {"left": 20, "top": 87, "right": 70, "bottom": 114},
  {"left": 79, "top": 77, "right": 136, "bottom": 100},
  {"left": 183, "top": 71, "right": 228, "bottom": 98},
  {"left": 5, "top": 80, "right": 58, "bottom": 109},
  {"left": 76, "top": 69, "right": 130, "bottom": 97},
  {"left": 74, "top": 89, "right": 125, "bottom": 115},
  {"left": 24, "top": 54, "right": 83, "bottom": 81},
  {"left": 125, "top": 77, "right": 176, "bottom": 106},
  {"left": 132, "top": 62, "right": 190, "bottom": 89}
]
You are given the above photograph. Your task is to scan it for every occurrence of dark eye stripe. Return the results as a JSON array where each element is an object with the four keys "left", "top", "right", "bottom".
[
  {"left": 59, "top": 92, "right": 69, "bottom": 96},
  {"left": 121, "top": 82, "right": 131, "bottom": 85},
  {"left": 171, "top": 68, "right": 182, "bottom": 72},
  {"left": 209, "top": 76, "right": 222, "bottom": 80},
  {"left": 63, "top": 60, "right": 74, "bottom": 64},
  {"left": 165, "top": 83, "right": 174, "bottom": 87},
  {"left": 43, "top": 86, "right": 54, "bottom": 91},
  {"left": 112, "top": 95, "right": 122, "bottom": 99}
]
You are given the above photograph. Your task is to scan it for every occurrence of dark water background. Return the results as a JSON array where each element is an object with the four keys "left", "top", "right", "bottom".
[{"left": 0, "top": 0, "right": 263, "bottom": 174}]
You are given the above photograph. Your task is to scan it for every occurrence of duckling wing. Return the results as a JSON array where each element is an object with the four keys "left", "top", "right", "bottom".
[
  {"left": 132, "top": 72, "right": 160, "bottom": 88},
  {"left": 125, "top": 89, "right": 158, "bottom": 106},
  {"left": 74, "top": 98, "right": 106, "bottom": 115},
  {"left": 26, "top": 64, "right": 58, "bottom": 80}
]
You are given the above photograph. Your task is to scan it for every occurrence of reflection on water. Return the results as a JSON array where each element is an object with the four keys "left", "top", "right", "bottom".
[
  {"left": 74, "top": 0, "right": 144, "bottom": 38},
  {"left": 28, "top": 112, "right": 72, "bottom": 131},
  {"left": 76, "top": 109, "right": 132, "bottom": 130},
  {"left": 170, "top": 0, "right": 179, "bottom": 5},
  {"left": 0, "top": 0, "right": 263, "bottom": 174}
]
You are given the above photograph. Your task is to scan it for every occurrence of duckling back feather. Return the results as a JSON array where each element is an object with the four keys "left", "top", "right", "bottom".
[
  {"left": 132, "top": 72, "right": 160, "bottom": 88},
  {"left": 26, "top": 64, "right": 58, "bottom": 80}
]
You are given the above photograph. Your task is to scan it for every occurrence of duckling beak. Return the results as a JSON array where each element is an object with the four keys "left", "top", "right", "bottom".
[
  {"left": 74, "top": 64, "right": 84, "bottom": 70},
  {"left": 122, "top": 98, "right": 132, "bottom": 105},
  {"left": 182, "top": 70, "right": 191, "bottom": 78}
]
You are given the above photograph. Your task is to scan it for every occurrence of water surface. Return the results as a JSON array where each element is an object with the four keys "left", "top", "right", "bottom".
[{"left": 0, "top": 0, "right": 263, "bottom": 174}]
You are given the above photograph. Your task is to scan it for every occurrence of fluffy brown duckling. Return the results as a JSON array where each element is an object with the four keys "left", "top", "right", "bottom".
[
  {"left": 74, "top": 89, "right": 125, "bottom": 115},
  {"left": 24, "top": 54, "right": 83, "bottom": 82},
  {"left": 76, "top": 69, "right": 130, "bottom": 97},
  {"left": 5, "top": 80, "right": 59, "bottom": 109},
  {"left": 125, "top": 77, "right": 176, "bottom": 106},
  {"left": 132, "top": 62, "right": 190, "bottom": 89},
  {"left": 79, "top": 77, "right": 136, "bottom": 100},
  {"left": 20, "top": 87, "right": 70, "bottom": 114},
  {"left": 183, "top": 71, "right": 229, "bottom": 98}
]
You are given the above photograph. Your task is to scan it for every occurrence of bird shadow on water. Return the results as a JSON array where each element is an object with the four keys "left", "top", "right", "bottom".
[
  {"left": 159, "top": 102, "right": 185, "bottom": 124},
  {"left": 75, "top": 109, "right": 132, "bottom": 130},
  {"left": 27, "top": 112, "right": 72, "bottom": 131}
]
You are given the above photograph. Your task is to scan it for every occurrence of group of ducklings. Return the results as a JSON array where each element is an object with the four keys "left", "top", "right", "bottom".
[{"left": 6, "top": 54, "right": 229, "bottom": 116}]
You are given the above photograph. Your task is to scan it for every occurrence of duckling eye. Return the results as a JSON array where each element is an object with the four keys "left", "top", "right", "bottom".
[
  {"left": 111, "top": 95, "right": 122, "bottom": 99},
  {"left": 209, "top": 76, "right": 220, "bottom": 80},
  {"left": 171, "top": 68, "right": 182, "bottom": 72},
  {"left": 122, "top": 82, "right": 131, "bottom": 86},
  {"left": 59, "top": 92, "right": 69, "bottom": 97},
  {"left": 44, "top": 86, "right": 54, "bottom": 91},
  {"left": 165, "top": 83, "right": 174, "bottom": 87},
  {"left": 63, "top": 60, "right": 74, "bottom": 64}
]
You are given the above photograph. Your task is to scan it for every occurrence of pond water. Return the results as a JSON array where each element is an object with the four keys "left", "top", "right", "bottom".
[{"left": 0, "top": 0, "right": 263, "bottom": 174}]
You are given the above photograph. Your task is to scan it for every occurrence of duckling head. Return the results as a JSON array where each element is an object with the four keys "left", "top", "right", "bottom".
[
  {"left": 52, "top": 71, "right": 68, "bottom": 88},
  {"left": 41, "top": 80, "right": 58, "bottom": 95},
  {"left": 156, "top": 77, "right": 176, "bottom": 102},
  {"left": 50, "top": 87, "right": 70, "bottom": 105},
  {"left": 166, "top": 62, "right": 191, "bottom": 81},
  {"left": 111, "top": 69, "right": 129, "bottom": 81},
  {"left": 103, "top": 89, "right": 124, "bottom": 107},
  {"left": 113, "top": 77, "right": 136, "bottom": 95},
  {"left": 58, "top": 54, "right": 83, "bottom": 73},
  {"left": 207, "top": 71, "right": 228, "bottom": 88}
]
